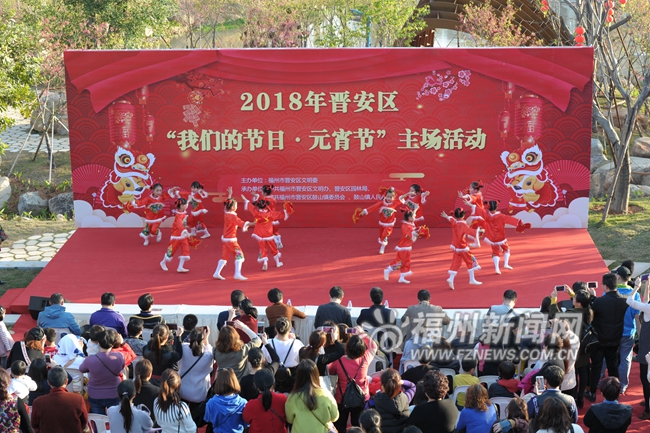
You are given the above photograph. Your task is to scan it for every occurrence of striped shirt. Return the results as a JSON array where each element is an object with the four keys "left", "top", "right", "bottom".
[{"left": 153, "top": 398, "right": 196, "bottom": 433}]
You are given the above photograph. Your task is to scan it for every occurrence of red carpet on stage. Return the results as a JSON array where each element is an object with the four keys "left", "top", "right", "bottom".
[{"left": 13, "top": 227, "right": 606, "bottom": 311}]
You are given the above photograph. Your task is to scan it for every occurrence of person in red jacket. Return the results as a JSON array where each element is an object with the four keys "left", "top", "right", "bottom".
[
  {"left": 172, "top": 181, "right": 210, "bottom": 239},
  {"left": 458, "top": 181, "right": 486, "bottom": 248},
  {"left": 355, "top": 187, "right": 405, "bottom": 254},
  {"left": 441, "top": 208, "right": 482, "bottom": 290},
  {"left": 160, "top": 198, "right": 192, "bottom": 273},
  {"left": 243, "top": 367, "right": 288, "bottom": 433},
  {"left": 243, "top": 194, "right": 289, "bottom": 271},
  {"left": 134, "top": 183, "right": 176, "bottom": 246},
  {"left": 470, "top": 200, "right": 531, "bottom": 274},
  {"left": 31, "top": 366, "right": 88, "bottom": 433},
  {"left": 254, "top": 184, "right": 286, "bottom": 249},
  {"left": 399, "top": 183, "right": 430, "bottom": 222},
  {"left": 383, "top": 210, "right": 427, "bottom": 284},
  {"left": 214, "top": 188, "right": 254, "bottom": 280}
]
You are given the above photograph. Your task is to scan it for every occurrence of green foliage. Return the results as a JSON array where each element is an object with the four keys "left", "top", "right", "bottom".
[{"left": 0, "top": 12, "right": 40, "bottom": 134}]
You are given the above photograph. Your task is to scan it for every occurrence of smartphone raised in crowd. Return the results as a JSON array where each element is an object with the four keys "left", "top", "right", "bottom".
[
  {"left": 45, "top": 354, "right": 51, "bottom": 363},
  {"left": 642, "top": 274, "right": 650, "bottom": 282},
  {"left": 345, "top": 328, "right": 359, "bottom": 334},
  {"left": 167, "top": 323, "right": 178, "bottom": 331},
  {"left": 320, "top": 326, "right": 334, "bottom": 333},
  {"left": 257, "top": 324, "right": 265, "bottom": 334},
  {"left": 588, "top": 281, "right": 598, "bottom": 289},
  {"left": 535, "top": 376, "right": 545, "bottom": 394},
  {"left": 554, "top": 285, "right": 565, "bottom": 291}
]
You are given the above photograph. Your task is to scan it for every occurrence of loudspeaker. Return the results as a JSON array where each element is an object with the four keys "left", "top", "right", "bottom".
[{"left": 28, "top": 296, "right": 50, "bottom": 320}]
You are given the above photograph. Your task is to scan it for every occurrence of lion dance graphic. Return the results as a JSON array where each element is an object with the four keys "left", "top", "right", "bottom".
[{"left": 99, "top": 147, "right": 156, "bottom": 212}]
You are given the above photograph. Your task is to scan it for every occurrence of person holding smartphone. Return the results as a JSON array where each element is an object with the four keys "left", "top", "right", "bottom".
[
  {"left": 299, "top": 326, "right": 345, "bottom": 377},
  {"left": 624, "top": 278, "right": 650, "bottom": 419}
]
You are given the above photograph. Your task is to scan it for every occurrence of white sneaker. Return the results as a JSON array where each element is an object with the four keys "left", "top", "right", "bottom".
[
  {"left": 213, "top": 273, "right": 225, "bottom": 280},
  {"left": 384, "top": 268, "right": 391, "bottom": 281},
  {"left": 143, "top": 238, "right": 149, "bottom": 246},
  {"left": 201, "top": 232, "right": 211, "bottom": 239},
  {"left": 262, "top": 261, "right": 268, "bottom": 271},
  {"left": 398, "top": 276, "right": 410, "bottom": 284},
  {"left": 446, "top": 278, "right": 455, "bottom": 290},
  {"left": 177, "top": 267, "right": 189, "bottom": 273},
  {"left": 156, "top": 232, "right": 162, "bottom": 242},
  {"left": 160, "top": 260, "right": 168, "bottom": 271}
]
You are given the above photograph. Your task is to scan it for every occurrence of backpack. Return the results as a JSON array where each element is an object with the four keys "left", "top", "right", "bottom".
[
  {"left": 273, "top": 339, "right": 296, "bottom": 393},
  {"left": 580, "top": 323, "right": 599, "bottom": 354},
  {"left": 337, "top": 358, "right": 366, "bottom": 409}
]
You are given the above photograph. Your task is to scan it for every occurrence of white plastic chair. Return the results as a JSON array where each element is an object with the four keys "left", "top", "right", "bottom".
[
  {"left": 491, "top": 397, "right": 514, "bottom": 420},
  {"left": 452, "top": 385, "right": 469, "bottom": 407},
  {"left": 367, "top": 354, "right": 388, "bottom": 375},
  {"left": 402, "top": 360, "right": 420, "bottom": 371},
  {"left": 439, "top": 368, "right": 456, "bottom": 388},
  {"left": 87, "top": 414, "right": 110, "bottom": 433},
  {"left": 51, "top": 327, "right": 72, "bottom": 344},
  {"left": 478, "top": 375, "right": 500, "bottom": 389}
]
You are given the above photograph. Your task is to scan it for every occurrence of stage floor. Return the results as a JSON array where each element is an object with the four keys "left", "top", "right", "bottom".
[{"left": 14, "top": 227, "right": 607, "bottom": 311}]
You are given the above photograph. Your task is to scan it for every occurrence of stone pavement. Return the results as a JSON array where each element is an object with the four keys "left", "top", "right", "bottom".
[
  {"left": 0, "top": 230, "right": 75, "bottom": 268},
  {"left": 0, "top": 107, "right": 69, "bottom": 153}
]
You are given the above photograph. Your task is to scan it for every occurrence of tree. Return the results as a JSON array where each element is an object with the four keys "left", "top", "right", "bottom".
[
  {"left": 559, "top": 0, "right": 650, "bottom": 219},
  {"left": 240, "top": 0, "right": 311, "bottom": 47},
  {"left": 176, "top": 0, "right": 240, "bottom": 48},
  {"left": 458, "top": 0, "right": 543, "bottom": 47},
  {"left": 0, "top": 8, "right": 40, "bottom": 138}
]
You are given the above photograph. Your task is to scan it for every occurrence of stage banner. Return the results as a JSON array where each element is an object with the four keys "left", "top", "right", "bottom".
[{"left": 65, "top": 48, "right": 593, "bottom": 229}]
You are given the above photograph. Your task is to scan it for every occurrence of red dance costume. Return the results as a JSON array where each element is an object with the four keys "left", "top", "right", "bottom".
[
  {"left": 160, "top": 211, "right": 191, "bottom": 272},
  {"left": 265, "top": 195, "right": 285, "bottom": 249},
  {"left": 364, "top": 196, "right": 405, "bottom": 254},
  {"left": 443, "top": 215, "right": 482, "bottom": 290},
  {"left": 475, "top": 206, "right": 530, "bottom": 274},
  {"left": 135, "top": 189, "right": 173, "bottom": 245},
  {"left": 464, "top": 192, "right": 485, "bottom": 246},
  {"left": 403, "top": 192, "right": 428, "bottom": 220},
  {"left": 246, "top": 199, "right": 287, "bottom": 269},
  {"left": 213, "top": 211, "right": 251, "bottom": 280},
  {"left": 176, "top": 189, "right": 210, "bottom": 238},
  {"left": 384, "top": 221, "right": 419, "bottom": 283}
]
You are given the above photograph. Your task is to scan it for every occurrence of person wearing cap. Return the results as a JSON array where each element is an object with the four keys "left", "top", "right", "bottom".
[
  {"left": 613, "top": 265, "right": 641, "bottom": 394},
  {"left": 6, "top": 327, "right": 46, "bottom": 368},
  {"left": 586, "top": 272, "right": 630, "bottom": 402},
  {"left": 37, "top": 293, "right": 82, "bottom": 336}
]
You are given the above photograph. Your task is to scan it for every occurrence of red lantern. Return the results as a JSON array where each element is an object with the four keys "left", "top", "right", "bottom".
[
  {"left": 515, "top": 93, "right": 543, "bottom": 146},
  {"left": 502, "top": 81, "right": 516, "bottom": 99},
  {"left": 136, "top": 86, "right": 149, "bottom": 105},
  {"left": 607, "top": 0, "right": 614, "bottom": 8},
  {"left": 575, "top": 35, "right": 586, "bottom": 44},
  {"left": 541, "top": 5, "right": 548, "bottom": 11},
  {"left": 145, "top": 115, "right": 155, "bottom": 142},
  {"left": 575, "top": 26, "right": 585, "bottom": 35},
  {"left": 607, "top": 8, "right": 614, "bottom": 15},
  {"left": 620, "top": 0, "right": 627, "bottom": 4},
  {"left": 607, "top": 15, "right": 613, "bottom": 22},
  {"left": 499, "top": 110, "right": 511, "bottom": 138},
  {"left": 108, "top": 100, "right": 136, "bottom": 149}
]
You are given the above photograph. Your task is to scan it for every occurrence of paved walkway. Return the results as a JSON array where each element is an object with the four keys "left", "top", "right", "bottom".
[
  {"left": 0, "top": 107, "right": 69, "bottom": 153},
  {"left": 0, "top": 230, "right": 75, "bottom": 267}
]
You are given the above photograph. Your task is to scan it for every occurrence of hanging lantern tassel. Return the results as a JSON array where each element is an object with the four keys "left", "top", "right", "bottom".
[
  {"left": 136, "top": 85, "right": 149, "bottom": 105},
  {"left": 145, "top": 115, "right": 155, "bottom": 142},
  {"left": 499, "top": 110, "right": 511, "bottom": 138},
  {"left": 502, "top": 82, "right": 516, "bottom": 100}
]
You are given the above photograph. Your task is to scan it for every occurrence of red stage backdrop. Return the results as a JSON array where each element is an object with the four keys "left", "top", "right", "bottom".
[{"left": 65, "top": 48, "right": 593, "bottom": 229}]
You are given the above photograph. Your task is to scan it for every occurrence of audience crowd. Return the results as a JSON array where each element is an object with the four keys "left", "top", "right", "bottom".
[{"left": 0, "top": 267, "right": 648, "bottom": 433}]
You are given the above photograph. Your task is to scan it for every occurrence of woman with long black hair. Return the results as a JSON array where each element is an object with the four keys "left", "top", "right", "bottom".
[
  {"left": 285, "top": 359, "right": 338, "bottom": 433},
  {"left": 153, "top": 369, "right": 196, "bottom": 433},
  {"left": 143, "top": 324, "right": 183, "bottom": 384},
  {"left": 242, "top": 369, "right": 288, "bottom": 433},
  {"left": 107, "top": 380, "right": 154, "bottom": 433}
]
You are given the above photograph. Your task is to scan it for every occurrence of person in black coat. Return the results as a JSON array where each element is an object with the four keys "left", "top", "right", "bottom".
[
  {"left": 587, "top": 273, "right": 629, "bottom": 401},
  {"left": 133, "top": 358, "right": 160, "bottom": 425},
  {"left": 584, "top": 377, "right": 632, "bottom": 433},
  {"left": 407, "top": 370, "right": 457, "bottom": 433},
  {"left": 142, "top": 324, "right": 183, "bottom": 384},
  {"left": 314, "top": 286, "right": 352, "bottom": 328},
  {"left": 240, "top": 333, "right": 280, "bottom": 401}
]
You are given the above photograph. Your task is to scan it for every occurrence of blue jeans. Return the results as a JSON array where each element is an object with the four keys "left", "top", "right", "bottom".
[
  {"left": 89, "top": 397, "right": 121, "bottom": 414},
  {"left": 618, "top": 334, "right": 635, "bottom": 390}
]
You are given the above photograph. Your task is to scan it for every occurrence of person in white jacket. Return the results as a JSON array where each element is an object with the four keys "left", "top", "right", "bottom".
[{"left": 8, "top": 360, "right": 37, "bottom": 400}]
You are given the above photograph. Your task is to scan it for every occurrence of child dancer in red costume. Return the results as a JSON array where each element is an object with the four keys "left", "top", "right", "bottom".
[
  {"left": 383, "top": 210, "right": 430, "bottom": 284},
  {"left": 213, "top": 187, "right": 254, "bottom": 280},
  {"left": 134, "top": 183, "right": 175, "bottom": 246},
  {"left": 242, "top": 194, "right": 289, "bottom": 271},
  {"left": 441, "top": 208, "right": 482, "bottom": 290},
  {"left": 458, "top": 181, "right": 485, "bottom": 248},
  {"left": 399, "top": 184, "right": 430, "bottom": 222},
  {"left": 469, "top": 200, "right": 531, "bottom": 274},
  {"left": 160, "top": 198, "right": 192, "bottom": 273},
  {"left": 255, "top": 184, "right": 285, "bottom": 249},
  {"left": 173, "top": 181, "right": 210, "bottom": 239},
  {"left": 354, "top": 187, "right": 405, "bottom": 254}
]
